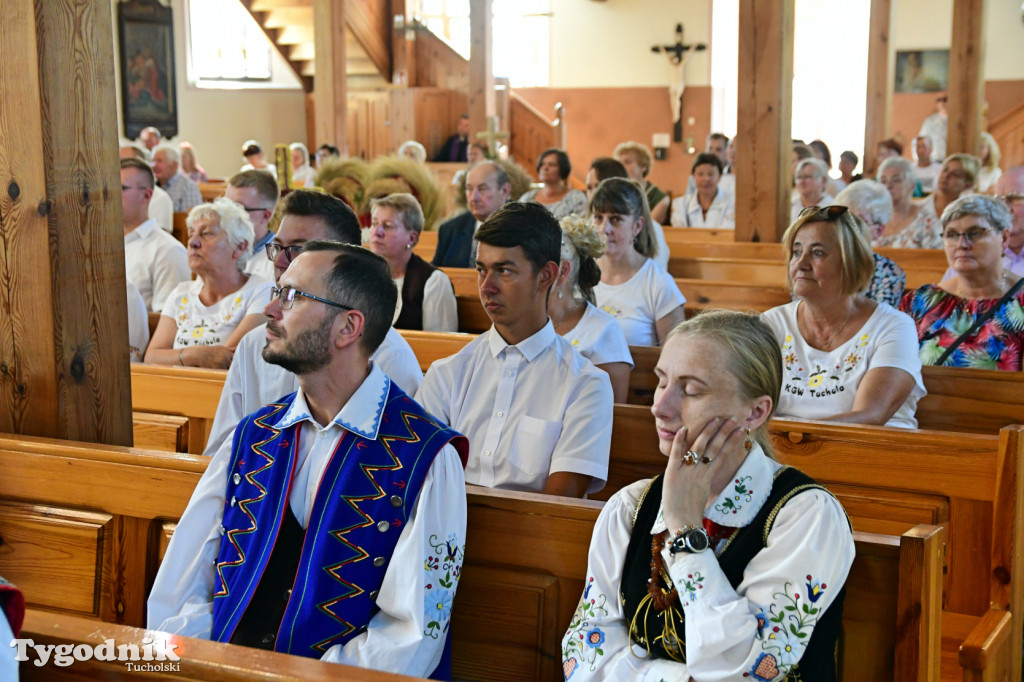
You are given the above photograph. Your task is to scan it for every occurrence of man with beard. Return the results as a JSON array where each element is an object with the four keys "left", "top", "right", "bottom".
[
  {"left": 201, "top": 190, "right": 423, "bottom": 456},
  {"left": 148, "top": 241, "right": 469, "bottom": 677}
]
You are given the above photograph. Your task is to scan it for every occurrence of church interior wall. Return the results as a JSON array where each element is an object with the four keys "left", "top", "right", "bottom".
[{"left": 109, "top": 0, "right": 307, "bottom": 179}]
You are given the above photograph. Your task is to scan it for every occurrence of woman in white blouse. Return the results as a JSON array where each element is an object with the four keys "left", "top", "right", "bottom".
[
  {"left": 790, "top": 158, "right": 834, "bottom": 223},
  {"left": 550, "top": 214, "right": 633, "bottom": 402},
  {"left": 289, "top": 143, "right": 316, "bottom": 188},
  {"left": 876, "top": 156, "right": 939, "bottom": 248},
  {"left": 670, "top": 153, "right": 735, "bottom": 228},
  {"left": 146, "top": 198, "right": 273, "bottom": 369},
  {"left": 562, "top": 310, "right": 854, "bottom": 680},
  {"left": 761, "top": 205, "right": 925, "bottom": 427},
  {"left": 592, "top": 178, "right": 686, "bottom": 346},
  {"left": 366, "top": 193, "right": 458, "bottom": 332}
]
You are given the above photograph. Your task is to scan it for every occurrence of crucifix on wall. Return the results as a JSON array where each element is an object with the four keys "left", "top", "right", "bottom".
[{"left": 651, "top": 23, "right": 706, "bottom": 142}]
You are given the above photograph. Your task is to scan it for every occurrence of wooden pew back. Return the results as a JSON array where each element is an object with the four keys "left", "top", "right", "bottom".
[
  {"left": 2, "top": 438, "right": 940, "bottom": 682},
  {"left": 130, "top": 364, "right": 225, "bottom": 454}
]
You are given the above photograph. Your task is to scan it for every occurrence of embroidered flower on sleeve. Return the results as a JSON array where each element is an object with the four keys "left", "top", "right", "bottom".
[
  {"left": 424, "top": 586, "right": 453, "bottom": 625},
  {"left": 562, "top": 576, "right": 609, "bottom": 676},
  {"left": 423, "top": 533, "right": 464, "bottom": 640},
  {"left": 748, "top": 577, "right": 829, "bottom": 676},
  {"left": 680, "top": 571, "right": 705, "bottom": 606}
]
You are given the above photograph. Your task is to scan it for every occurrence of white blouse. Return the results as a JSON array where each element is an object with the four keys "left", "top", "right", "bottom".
[
  {"left": 669, "top": 189, "right": 736, "bottom": 229},
  {"left": 595, "top": 260, "right": 686, "bottom": 347},
  {"left": 161, "top": 276, "right": 273, "bottom": 349},
  {"left": 562, "top": 446, "right": 854, "bottom": 681},
  {"left": 393, "top": 269, "right": 458, "bottom": 332},
  {"left": 562, "top": 303, "right": 634, "bottom": 368},
  {"left": 761, "top": 301, "right": 925, "bottom": 428}
]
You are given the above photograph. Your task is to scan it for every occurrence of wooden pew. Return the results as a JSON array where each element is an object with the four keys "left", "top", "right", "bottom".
[
  {"left": 19, "top": 609, "right": 424, "bottom": 681},
  {"left": 398, "top": 330, "right": 478, "bottom": 372},
  {"left": 132, "top": 411, "right": 189, "bottom": 452},
  {"left": 414, "top": 228, "right": 439, "bottom": 262},
  {"left": 0, "top": 438, "right": 941, "bottom": 682},
  {"left": 171, "top": 211, "right": 188, "bottom": 249},
  {"left": 130, "top": 364, "right": 226, "bottom": 454},
  {"left": 602, "top": 405, "right": 1024, "bottom": 681},
  {"left": 196, "top": 181, "right": 226, "bottom": 203}
]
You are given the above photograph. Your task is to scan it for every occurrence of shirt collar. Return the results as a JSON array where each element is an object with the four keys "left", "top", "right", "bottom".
[
  {"left": 652, "top": 442, "right": 777, "bottom": 533},
  {"left": 486, "top": 320, "right": 556, "bottom": 362},
  {"left": 276, "top": 363, "right": 390, "bottom": 440},
  {"left": 125, "top": 218, "right": 159, "bottom": 242},
  {"left": 162, "top": 173, "right": 182, "bottom": 190},
  {"left": 252, "top": 229, "right": 275, "bottom": 254}
]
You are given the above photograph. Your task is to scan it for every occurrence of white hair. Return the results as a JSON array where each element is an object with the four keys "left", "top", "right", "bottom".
[
  {"left": 398, "top": 140, "right": 427, "bottom": 164},
  {"left": 186, "top": 197, "right": 255, "bottom": 271},
  {"left": 153, "top": 143, "right": 180, "bottom": 165},
  {"left": 834, "top": 180, "right": 893, "bottom": 227},
  {"left": 289, "top": 142, "right": 309, "bottom": 166},
  {"left": 795, "top": 158, "right": 829, "bottom": 179}
]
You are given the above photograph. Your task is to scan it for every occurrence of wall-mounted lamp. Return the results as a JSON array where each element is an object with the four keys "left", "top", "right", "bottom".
[{"left": 652, "top": 133, "right": 670, "bottom": 160}]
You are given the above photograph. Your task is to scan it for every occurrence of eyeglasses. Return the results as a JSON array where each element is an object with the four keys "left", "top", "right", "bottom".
[
  {"left": 241, "top": 206, "right": 274, "bottom": 214},
  {"left": 997, "top": 193, "right": 1024, "bottom": 206},
  {"left": 798, "top": 205, "right": 848, "bottom": 221},
  {"left": 265, "top": 243, "right": 304, "bottom": 263},
  {"left": 270, "top": 285, "right": 353, "bottom": 312},
  {"left": 121, "top": 185, "right": 148, "bottom": 192},
  {"left": 942, "top": 226, "right": 995, "bottom": 244}
]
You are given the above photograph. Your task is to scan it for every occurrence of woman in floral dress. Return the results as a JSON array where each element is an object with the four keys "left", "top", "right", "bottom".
[
  {"left": 561, "top": 310, "right": 854, "bottom": 681},
  {"left": 901, "top": 195, "right": 1024, "bottom": 370}
]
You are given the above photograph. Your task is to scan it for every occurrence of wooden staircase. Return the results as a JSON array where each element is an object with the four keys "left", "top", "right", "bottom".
[{"left": 241, "top": 0, "right": 390, "bottom": 91}]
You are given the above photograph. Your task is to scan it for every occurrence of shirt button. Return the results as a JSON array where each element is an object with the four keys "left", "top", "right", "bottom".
[
  {"left": 377, "top": 520, "right": 390, "bottom": 533},
  {"left": 496, "top": 411, "right": 503, "bottom": 417},
  {"left": 506, "top": 370, "right": 512, "bottom": 376},
  {"left": 484, "top": 450, "right": 491, "bottom": 457}
]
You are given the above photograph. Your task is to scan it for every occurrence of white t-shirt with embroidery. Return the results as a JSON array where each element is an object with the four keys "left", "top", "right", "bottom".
[
  {"left": 761, "top": 300, "right": 925, "bottom": 428},
  {"left": 594, "top": 259, "right": 686, "bottom": 347},
  {"left": 562, "top": 302, "right": 634, "bottom": 368},
  {"left": 161, "top": 276, "right": 273, "bottom": 350}
]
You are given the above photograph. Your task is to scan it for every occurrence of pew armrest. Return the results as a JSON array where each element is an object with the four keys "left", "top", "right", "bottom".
[{"left": 957, "top": 608, "right": 1012, "bottom": 679}]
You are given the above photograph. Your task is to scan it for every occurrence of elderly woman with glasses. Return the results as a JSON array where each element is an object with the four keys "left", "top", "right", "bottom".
[
  {"left": 790, "top": 159, "right": 834, "bottom": 223},
  {"left": 900, "top": 195, "right": 1024, "bottom": 370},
  {"left": 762, "top": 205, "right": 925, "bottom": 427},
  {"left": 875, "top": 157, "right": 941, "bottom": 248},
  {"left": 562, "top": 310, "right": 854, "bottom": 681},
  {"left": 145, "top": 198, "right": 273, "bottom": 369}
]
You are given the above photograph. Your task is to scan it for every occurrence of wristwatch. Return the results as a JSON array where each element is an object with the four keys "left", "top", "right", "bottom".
[{"left": 669, "top": 527, "right": 711, "bottom": 555}]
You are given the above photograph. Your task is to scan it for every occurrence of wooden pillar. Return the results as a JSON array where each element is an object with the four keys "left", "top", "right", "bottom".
[
  {"left": 391, "top": 0, "right": 415, "bottom": 87},
  {"left": 314, "top": 0, "right": 347, "bottom": 155},
  {"left": 863, "top": 0, "right": 893, "bottom": 177},
  {"left": 734, "top": 0, "right": 795, "bottom": 242},
  {"left": 0, "top": 0, "right": 131, "bottom": 444},
  {"left": 467, "top": 0, "right": 494, "bottom": 141},
  {"left": 946, "top": 0, "right": 986, "bottom": 156}
]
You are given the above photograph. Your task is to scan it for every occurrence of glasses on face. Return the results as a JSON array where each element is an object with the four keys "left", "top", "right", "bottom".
[
  {"left": 795, "top": 174, "right": 819, "bottom": 182},
  {"left": 270, "top": 285, "right": 353, "bottom": 312},
  {"left": 241, "top": 206, "right": 273, "bottom": 215},
  {"left": 265, "top": 243, "right": 304, "bottom": 263},
  {"left": 121, "top": 185, "right": 148, "bottom": 192},
  {"left": 798, "top": 205, "right": 848, "bottom": 221},
  {"left": 942, "top": 226, "right": 995, "bottom": 244},
  {"left": 997, "top": 193, "right": 1024, "bottom": 206}
]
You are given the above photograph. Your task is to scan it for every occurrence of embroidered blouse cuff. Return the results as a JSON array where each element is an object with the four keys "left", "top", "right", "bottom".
[{"left": 662, "top": 548, "right": 733, "bottom": 608}]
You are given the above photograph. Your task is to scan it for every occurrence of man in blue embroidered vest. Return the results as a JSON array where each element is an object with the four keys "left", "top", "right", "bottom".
[
  {"left": 148, "top": 242, "right": 469, "bottom": 679},
  {"left": 416, "top": 202, "right": 613, "bottom": 498}
]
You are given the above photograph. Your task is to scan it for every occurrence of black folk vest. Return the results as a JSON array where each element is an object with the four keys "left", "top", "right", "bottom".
[{"left": 620, "top": 467, "right": 847, "bottom": 680}]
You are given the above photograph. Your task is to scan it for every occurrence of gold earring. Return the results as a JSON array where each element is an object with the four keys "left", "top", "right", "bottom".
[{"left": 744, "top": 428, "right": 753, "bottom": 451}]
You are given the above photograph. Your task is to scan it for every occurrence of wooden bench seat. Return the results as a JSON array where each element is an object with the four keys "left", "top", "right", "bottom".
[
  {"left": 602, "top": 404, "right": 1024, "bottom": 680},
  {"left": 132, "top": 411, "right": 189, "bottom": 452},
  {"left": 131, "top": 364, "right": 226, "bottom": 454},
  {"left": 0, "top": 437, "right": 942, "bottom": 681}
]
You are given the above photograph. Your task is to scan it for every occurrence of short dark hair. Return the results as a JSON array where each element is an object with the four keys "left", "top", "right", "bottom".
[
  {"left": 809, "top": 139, "right": 832, "bottom": 166},
  {"left": 317, "top": 144, "right": 340, "bottom": 157},
  {"left": 475, "top": 202, "right": 560, "bottom": 275},
  {"left": 840, "top": 150, "right": 859, "bottom": 165},
  {"left": 707, "top": 132, "right": 730, "bottom": 148},
  {"left": 229, "top": 170, "right": 281, "bottom": 205},
  {"left": 120, "top": 157, "right": 154, "bottom": 188},
  {"left": 537, "top": 148, "right": 571, "bottom": 181},
  {"left": 281, "top": 190, "right": 361, "bottom": 245},
  {"left": 691, "top": 152, "right": 723, "bottom": 174},
  {"left": 878, "top": 138, "right": 903, "bottom": 156},
  {"left": 300, "top": 240, "right": 396, "bottom": 356},
  {"left": 589, "top": 157, "right": 628, "bottom": 182}
]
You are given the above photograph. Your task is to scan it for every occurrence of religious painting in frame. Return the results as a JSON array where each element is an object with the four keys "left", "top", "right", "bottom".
[
  {"left": 894, "top": 50, "right": 949, "bottom": 93},
  {"left": 118, "top": 0, "right": 178, "bottom": 139}
]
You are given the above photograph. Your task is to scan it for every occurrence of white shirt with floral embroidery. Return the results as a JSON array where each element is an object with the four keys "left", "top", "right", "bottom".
[
  {"left": 160, "top": 276, "right": 273, "bottom": 350},
  {"left": 148, "top": 365, "right": 466, "bottom": 677},
  {"left": 561, "top": 302, "right": 634, "bottom": 369},
  {"left": 561, "top": 445, "right": 854, "bottom": 682},
  {"left": 761, "top": 300, "right": 925, "bottom": 428}
]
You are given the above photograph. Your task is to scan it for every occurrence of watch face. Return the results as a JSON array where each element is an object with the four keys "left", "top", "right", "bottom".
[{"left": 685, "top": 529, "right": 710, "bottom": 552}]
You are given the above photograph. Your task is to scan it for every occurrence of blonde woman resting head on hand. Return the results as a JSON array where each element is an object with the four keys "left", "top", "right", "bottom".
[{"left": 562, "top": 310, "right": 854, "bottom": 681}]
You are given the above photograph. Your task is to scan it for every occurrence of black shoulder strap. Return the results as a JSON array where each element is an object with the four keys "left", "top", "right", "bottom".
[{"left": 935, "top": 277, "right": 1024, "bottom": 365}]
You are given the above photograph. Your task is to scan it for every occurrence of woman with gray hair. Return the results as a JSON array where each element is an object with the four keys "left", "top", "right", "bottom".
[
  {"left": 790, "top": 158, "right": 834, "bottom": 223},
  {"left": 833, "top": 180, "right": 907, "bottom": 305},
  {"left": 875, "top": 156, "right": 941, "bottom": 248},
  {"left": 900, "top": 195, "right": 1024, "bottom": 369},
  {"left": 145, "top": 198, "right": 273, "bottom": 368}
]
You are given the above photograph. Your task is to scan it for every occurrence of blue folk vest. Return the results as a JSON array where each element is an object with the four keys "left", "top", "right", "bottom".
[{"left": 211, "top": 381, "right": 468, "bottom": 674}]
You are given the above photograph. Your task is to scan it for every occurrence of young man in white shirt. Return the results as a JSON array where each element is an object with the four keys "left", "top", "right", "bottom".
[
  {"left": 149, "top": 242, "right": 467, "bottom": 677},
  {"left": 416, "top": 202, "right": 614, "bottom": 498},
  {"left": 121, "top": 158, "right": 189, "bottom": 312},
  {"left": 226, "top": 169, "right": 280, "bottom": 282},
  {"left": 203, "top": 190, "right": 423, "bottom": 457}
]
